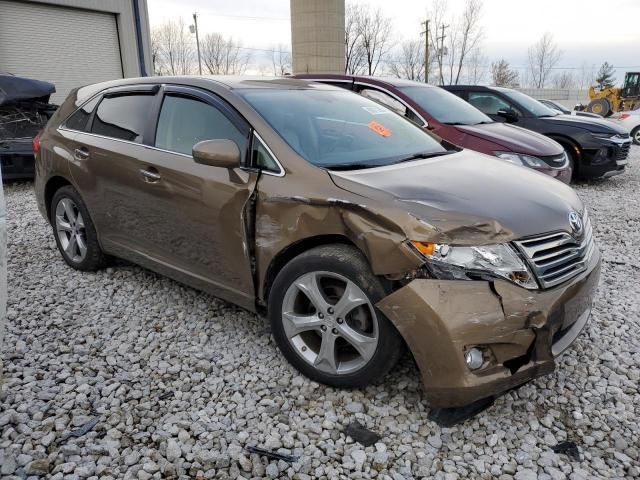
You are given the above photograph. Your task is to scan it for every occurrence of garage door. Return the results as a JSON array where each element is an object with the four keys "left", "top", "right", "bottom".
[{"left": 0, "top": 0, "right": 123, "bottom": 104}]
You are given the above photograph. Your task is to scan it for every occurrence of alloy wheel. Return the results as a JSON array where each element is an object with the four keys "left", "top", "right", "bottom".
[
  {"left": 634, "top": 128, "right": 640, "bottom": 145},
  {"left": 281, "top": 271, "right": 379, "bottom": 375},
  {"left": 55, "top": 197, "right": 87, "bottom": 263}
]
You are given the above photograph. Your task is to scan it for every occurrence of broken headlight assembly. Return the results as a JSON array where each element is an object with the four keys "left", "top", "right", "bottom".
[{"left": 410, "top": 241, "right": 538, "bottom": 289}]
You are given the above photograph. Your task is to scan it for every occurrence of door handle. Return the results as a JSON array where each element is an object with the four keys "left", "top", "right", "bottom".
[
  {"left": 74, "top": 147, "right": 89, "bottom": 161},
  {"left": 139, "top": 167, "right": 161, "bottom": 183}
]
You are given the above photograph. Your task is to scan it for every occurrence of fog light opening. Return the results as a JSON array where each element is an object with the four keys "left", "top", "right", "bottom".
[{"left": 465, "top": 347, "right": 484, "bottom": 370}]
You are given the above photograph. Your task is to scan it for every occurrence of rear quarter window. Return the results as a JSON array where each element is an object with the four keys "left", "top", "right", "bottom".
[
  {"left": 64, "top": 97, "right": 100, "bottom": 132},
  {"left": 91, "top": 94, "right": 155, "bottom": 143}
]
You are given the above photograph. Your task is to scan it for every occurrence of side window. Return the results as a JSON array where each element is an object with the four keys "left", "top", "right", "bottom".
[
  {"left": 360, "top": 88, "right": 407, "bottom": 116},
  {"left": 155, "top": 95, "right": 247, "bottom": 159},
  {"left": 64, "top": 96, "right": 100, "bottom": 132},
  {"left": 251, "top": 133, "right": 280, "bottom": 173},
  {"left": 468, "top": 92, "right": 516, "bottom": 116},
  {"left": 406, "top": 109, "right": 426, "bottom": 127},
  {"left": 91, "top": 94, "right": 154, "bottom": 142}
]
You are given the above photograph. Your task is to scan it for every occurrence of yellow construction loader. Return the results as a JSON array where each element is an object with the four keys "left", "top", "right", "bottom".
[{"left": 585, "top": 72, "right": 640, "bottom": 116}]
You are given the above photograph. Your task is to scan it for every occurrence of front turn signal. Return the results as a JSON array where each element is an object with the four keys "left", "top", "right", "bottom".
[{"left": 411, "top": 241, "right": 436, "bottom": 256}]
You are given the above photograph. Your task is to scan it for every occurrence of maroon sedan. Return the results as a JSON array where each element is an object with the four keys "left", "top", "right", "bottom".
[{"left": 295, "top": 75, "right": 571, "bottom": 184}]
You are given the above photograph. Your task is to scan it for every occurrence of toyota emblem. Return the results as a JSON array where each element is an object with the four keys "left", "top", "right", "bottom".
[{"left": 568, "top": 211, "right": 583, "bottom": 236}]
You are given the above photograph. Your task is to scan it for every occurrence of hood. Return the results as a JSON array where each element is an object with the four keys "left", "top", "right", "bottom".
[
  {"left": 541, "top": 114, "right": 628, "bottom": 134},
  {"left": 329, "top": 149, "right": 583, "bottom": 244},
  {"left": 455, "top": 122, "right": 563, "bottom": 156},
  {"left": 0, "top": 74, "right": 55, "bottom": 106}
]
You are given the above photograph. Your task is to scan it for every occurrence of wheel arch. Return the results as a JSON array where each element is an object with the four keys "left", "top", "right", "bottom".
[
  {"left": 44, "top": 175, "right": 74, "bottom": 223},
  {"left": 261, "top": 234, "right": 360, "bottom": 308},
  {"left": 546, "top": 134, "right": 582, "bottom": 174}
]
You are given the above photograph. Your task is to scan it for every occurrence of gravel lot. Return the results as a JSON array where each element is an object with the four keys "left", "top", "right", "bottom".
[{"left": 1, "top": 147, "right": 639, "bottom": 480}]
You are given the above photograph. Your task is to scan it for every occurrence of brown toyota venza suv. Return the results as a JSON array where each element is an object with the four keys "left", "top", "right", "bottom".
[{"left": 35, "top": 77, "right": 600, "bottom": 409}]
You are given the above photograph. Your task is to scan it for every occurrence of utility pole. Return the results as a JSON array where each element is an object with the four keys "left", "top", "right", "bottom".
[
  {"left": 421, "top": 19, "right": 430, "bottom": 84},
  {"left": 437, "top": 24, "right": 448, "bottom": 84},
  {"left": 192, "top": 12, "right": 202, "bottom": 75}
]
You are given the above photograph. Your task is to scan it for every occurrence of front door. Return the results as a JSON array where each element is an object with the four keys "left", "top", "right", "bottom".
[
  {"left": 135, "top": 87, "right": 257, "bottom": 306},
  {"left": 467, "top": 91, "right": 522, "bottom": 124}
]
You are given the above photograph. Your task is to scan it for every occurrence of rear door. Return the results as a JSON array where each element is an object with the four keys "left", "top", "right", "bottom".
[
  {"left": 67, "top": 86, "right": 161, "bottom": 253},
  {"left": 63, "top": 85, "right": 160, "bottom": 248}
]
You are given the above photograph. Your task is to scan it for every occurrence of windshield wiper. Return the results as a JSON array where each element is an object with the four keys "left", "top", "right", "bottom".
[{"left": 391, "top": 151, "right": 452, "bottom": 164}]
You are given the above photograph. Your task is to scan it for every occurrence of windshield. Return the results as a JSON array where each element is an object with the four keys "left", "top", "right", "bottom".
[
  {"left": 546, "top": 100, "right": 569, "bottom": 113},
  {"left": 240, "top": 89, "right": 448, "bottom": 169},
  {"left": 399, "top": 86, "right": 492, "bottom": 125},
  {"left": 497, "top": 88, "right": 559, "bottom": 118}
]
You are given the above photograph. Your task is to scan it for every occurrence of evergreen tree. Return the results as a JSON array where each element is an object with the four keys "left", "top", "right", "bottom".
[{"left": 595, "top": 62, "right": 616, "bottom": 89}]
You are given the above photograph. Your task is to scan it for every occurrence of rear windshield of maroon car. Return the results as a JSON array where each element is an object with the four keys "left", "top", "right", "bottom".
[
  {"left": 399, "top": 86, "right": 492, "bottom": 126},
  {"left": 239, "top": 89, "right": 448, "bottom": 169}
]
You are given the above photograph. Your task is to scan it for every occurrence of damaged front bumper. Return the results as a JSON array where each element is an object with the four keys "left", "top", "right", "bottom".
[{"left": 377, "top": 247, "right": 600, "bottom": 408}]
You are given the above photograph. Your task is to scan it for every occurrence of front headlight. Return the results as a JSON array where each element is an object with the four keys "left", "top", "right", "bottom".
[
  {"left": 591, "top": 132, "right": 615, "bottom": 139},
  {"left": 494, "top": 151, "right": 548, "bottom": 168},
  {"left": 411, "top": 241, "right": 538, "bottom": 289}
]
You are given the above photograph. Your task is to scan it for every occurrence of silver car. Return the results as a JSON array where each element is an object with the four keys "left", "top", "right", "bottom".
[{"left": 610, "top": 109, "right": 640, "bottom": 145}]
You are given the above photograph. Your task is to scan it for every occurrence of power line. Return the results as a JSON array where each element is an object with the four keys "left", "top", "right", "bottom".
[{"left": 187, "top": 13, "right": 289, "bottom": 21}]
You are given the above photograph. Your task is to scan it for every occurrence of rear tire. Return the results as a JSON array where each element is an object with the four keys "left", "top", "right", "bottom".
[
  {"left": 268, "top": 244, "right": 404, "bottom": 388},
  {"left": 51, "top": 186, "right": 107, "bottom": 271},
  {"left": 631, "top": 126, "right": 640, "bottom": 145}
]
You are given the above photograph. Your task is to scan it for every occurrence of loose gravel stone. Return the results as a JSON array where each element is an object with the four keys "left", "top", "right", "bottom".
[{"left": 1, "top": 146, "right": 639, "bottom": 479}]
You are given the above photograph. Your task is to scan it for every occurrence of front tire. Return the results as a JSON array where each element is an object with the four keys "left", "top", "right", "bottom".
[
  {"left": 586, "top": 98, "right": 611, "bottom": 117},
  {"left": 51, "top": 186, "right": 107, "bottom": 271},
  {"left": 631, "top": 126, "right": 640, "bottom": 145},
  {"left": 268, "top": 244, "right": 404, "bottom": 388}
]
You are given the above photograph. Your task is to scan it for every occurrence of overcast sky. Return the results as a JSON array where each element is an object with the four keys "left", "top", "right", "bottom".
[{"left": 147, "top": 0, "right": 640, "bottom": 80}]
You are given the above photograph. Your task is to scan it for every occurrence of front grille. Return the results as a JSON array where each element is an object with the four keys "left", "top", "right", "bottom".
[
  {"left": 514, "top": 213, "right": 595, "bottom": 289},
  {"left": 616, "top": 140, "right": 631, "bottom": 162}
]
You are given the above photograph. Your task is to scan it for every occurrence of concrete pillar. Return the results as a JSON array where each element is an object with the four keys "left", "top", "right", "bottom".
[{"left": 290, "top": 0, "right": 345, "bottom": 74}]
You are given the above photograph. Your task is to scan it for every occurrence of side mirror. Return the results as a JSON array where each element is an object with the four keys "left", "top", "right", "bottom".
[
  {"left": 496, "top": 109, "right": 518, "bottom": 123},
  {"left": 192, "top": 139, "right": 240, "bottom": 168}
]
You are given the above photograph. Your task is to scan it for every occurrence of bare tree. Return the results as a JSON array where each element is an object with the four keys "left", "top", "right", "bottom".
[
  {"left": 358, "top": 5, "right": 394, "bottom": 75},
  {"left": 464, "top": 49, "right": 488, "bottom": 84},
  {"left": 271, "top": 44, "right": 292, "bottom": 76},
  {"left": 389, "top": 40, "right": 426, "bottom": 81},
  {"left": 491, "top": 59, "right": 519, "bottom": 87},
  {"left": 201, "top": 33, "right": 250, "bottom": 75},
  {"left": 449, "top": 0, "right": 483, "bottom": 85},
  {"left": 151, "top": 28, "right": 164, "bottom": 75},
  {"left": 577, "top": 62, "right": 596, "bottom": 90},
  {"left": 153, "top": 19, "right": 194, "bottom": 75},
  {"left": 552, "top": 70, "right": 575, "bottom": 89},
  {"left": 344, "top": 3, "right": 366, "bottom": 74},
  {"left": 428, "top": 0, "right": 484, "bottom": 85},
  {"left": 527, "top": 32, "right": 561, "bottom": 88}
]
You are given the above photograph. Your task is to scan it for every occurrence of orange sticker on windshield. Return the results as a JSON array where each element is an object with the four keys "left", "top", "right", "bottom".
[{"left": 368, "top": 121, "right": 392, "bottom": 137}]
